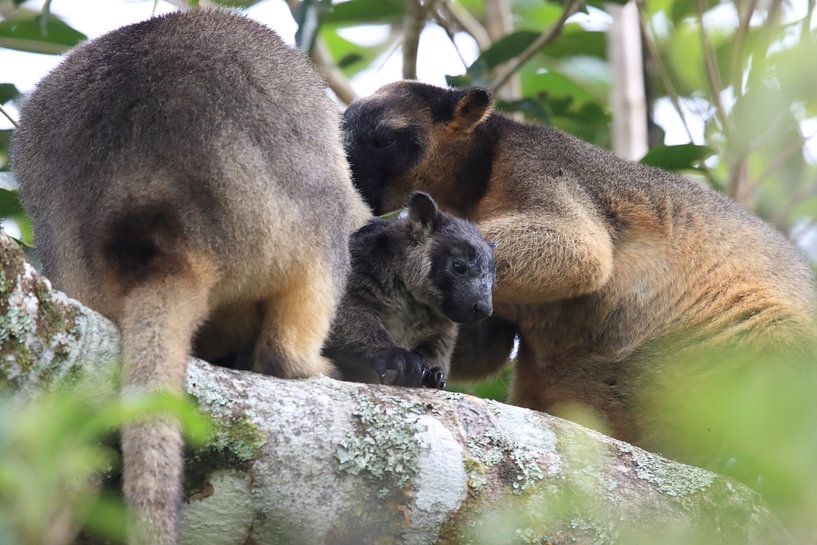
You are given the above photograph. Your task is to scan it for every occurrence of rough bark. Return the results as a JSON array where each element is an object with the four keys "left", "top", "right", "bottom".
[{"left": 0, "top": 232, "right": 789, "bottom": 545}]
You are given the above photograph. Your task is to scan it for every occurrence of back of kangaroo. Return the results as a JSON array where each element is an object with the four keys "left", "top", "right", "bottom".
[{"left": 12, "top": 10, "right": 368, "bottom": 544}]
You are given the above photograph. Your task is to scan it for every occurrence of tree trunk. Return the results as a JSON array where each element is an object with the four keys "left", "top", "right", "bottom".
[
  {"left": 607, "top": 1, "right": 648, "bottom": 161},
  {"left": 0, "top": 233, "right": 789, "bottom": 545}
]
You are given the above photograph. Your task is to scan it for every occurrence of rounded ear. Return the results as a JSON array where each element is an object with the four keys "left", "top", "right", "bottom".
[
  {"left": 448, "top": 88, "right": 493, "bottom": 133},
  {"left": 408, "top": 191, "right": 438, "bottom": 237}
]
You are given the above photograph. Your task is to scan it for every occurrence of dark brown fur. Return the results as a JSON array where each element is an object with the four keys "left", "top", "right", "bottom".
[
  {"left": 324, "top": 192, "right": 495, "bottom": 387},
  {"left": 12, "top": 10, "right": 369, "bottom": 545},
  {"left": 342, "top": 81, "right": 817, "bottom": 456}
]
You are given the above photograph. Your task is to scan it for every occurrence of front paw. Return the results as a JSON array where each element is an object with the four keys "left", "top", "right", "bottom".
[
  {"left": 371, "top": 348, "right": 426, "bottom": 387},
  {"left": 421, "top": 366, "right": 446, "bottom": 390}
]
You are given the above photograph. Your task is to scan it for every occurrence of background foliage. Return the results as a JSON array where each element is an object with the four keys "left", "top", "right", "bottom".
[{"left": 0, "top": 0, "right": 816, "bottom": 544}]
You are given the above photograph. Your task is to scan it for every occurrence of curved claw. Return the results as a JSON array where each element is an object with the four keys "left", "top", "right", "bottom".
[{"left": 421, "top": 366, "right": 447, "bottom": 389}]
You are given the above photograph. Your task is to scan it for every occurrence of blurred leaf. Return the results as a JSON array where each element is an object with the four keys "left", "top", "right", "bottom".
[
  {"left": 210, "top": 0, "right": 266, "bottom": 6},
  {"left": 463, "top": 28, "right": 607, "bottom": 85},
  {"left": 496, "top": 98, "right": 552, "bottom": 124},
  {"left": 322, "top": 0, "right": 404, "bottom": 23},
  {"left": 0, "top": 84, "right": 19, "bottom": 105},
  {"left": 0, "top": 11, "right": 86, "bottom": 54},
  {"left": 640, "top": 144, "right": 714, "bottom": 170},
  {"left": 0, "top": 131, "right": 11, "bottom": 171},
  {"left": 319, "top": 26, "right": 394, "bottom": 78},
  {"left": 522, "top": 69, "right": 599, "bottom": 105},
  {"left": 470, "top": 30, "right": 538, "bottom": 80},
  {"left": 0, "top": 188, "right": 24, "bottom": 217},
  {"left": 449, "top": 364, "right": 511, "bottom": 402},
  {"left": 81, "top": 495, "right": 128, "bottom": 542}
]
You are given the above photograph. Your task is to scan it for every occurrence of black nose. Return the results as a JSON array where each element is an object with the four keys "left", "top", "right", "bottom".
[{"left": 473, "top": 301, "right": 492, "bottom": 318}]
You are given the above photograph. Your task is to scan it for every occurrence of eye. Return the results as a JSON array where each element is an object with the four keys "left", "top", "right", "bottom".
[
  {"left": 371, "top": 136, "right": 395, "bottom": 150},
  {"left": 451, "top": 260, "right": 466, "bottom": 275}
]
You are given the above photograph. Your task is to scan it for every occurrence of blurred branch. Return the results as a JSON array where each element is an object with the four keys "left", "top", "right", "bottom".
[
  {"left": 439, "top": 1, "right": 491, "bottom": 50},
  {"left": 491, "top": 0, "right": 581, "bottom": 94},
  {"left": 803, "top": 0, "right": 815, "bottom": 38},
  {"left": 749, "top": 130, "right": 817, "bottom": 192},
  {"left": 484, "top": 0, "right": 520, "bottom": 101},
  {"left": 729, "top": 0, "right": 757, "bottom": 97},
  {"left": 638, "top": 3, "right": 698, "bottom": 144},
  {"left": 314, "top": 38, "right": 358, "bottom": 105},
  {"left": 282, "top": 0, "right": 357, "bottom": 105},
  {"left": 696, "top": 0, "right": 728, "bottom": 135},
  {"left": 607, "top": 1, "right": 648, "bottom": 161},
  {"left": 0, "top": 232, "right": 791, "bottom": 545},
  {"left": 771, "top": 179, "right": 817, "bottom": 226},
  {"left": 403, "top": 0, "right": 438, "bottom": 79},
  {"left": 0, "top": 103, "right": 18, "bottom": 128},
  {"left": 432, "top": 9, "right": 471, "bottom": 70}
]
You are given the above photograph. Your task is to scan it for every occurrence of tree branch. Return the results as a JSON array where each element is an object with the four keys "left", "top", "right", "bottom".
[
  {"left": 491, "top": 0, "right": 581, "bottom": 94},
  {"left": 638, "top": 2, "right": 696, "bottom": 144},
  {"left": 0, "top": 104, "right": 18, "bottom": 128},
  {"left": 402, "top": 0, "right": 438, "bottom": 80},
  {"left": 439, "top": 0, "right": 491, "bottom": 50},
  {"left": 607, "top": 1, "right": 648, "bottom": 161},
  {"left": 314, "top": 38, "right": 358, "bottom": 105},
  {"left": 0, "top": 231, "right": 792, "bottom": 544}
]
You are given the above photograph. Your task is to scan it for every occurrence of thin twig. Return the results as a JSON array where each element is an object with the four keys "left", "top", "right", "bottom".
[
  {"left": 38, "top": 0, "right": 52, "bottom": 35},
  {"left": 696, "top": 0, "right": 728, "bottom": 135},
  {"left": 314, "top": 38, "right": 358, "bottom": 105},
  {"left": 440, "top": 0, "right": 491, "bottom": 50},
  {"left": 729, "top": 0, "right": 757, "bottom": 98},
  {"left": 638, "top": 1, "right": 696, "bottom": 143},
  {"left": 490, "top": 0, "right": 581, "bottom": 94},
  {"left": 433, "top": 9, "right": 470, "bottom": 70},
  {"left": 803, "top": 0, "right": 815, "bottom": 37},
  {"left": 748, "top": 130, "right": 817, "bottom": 191},
  {"left": 403, "top": 0, "right": 438, "bottom": 79},
  {"left": 0, "top": 104, "right": 18, "bottom": 129},
  {"left": 771, "top": 179, "right": 817, "bottom": 226}
]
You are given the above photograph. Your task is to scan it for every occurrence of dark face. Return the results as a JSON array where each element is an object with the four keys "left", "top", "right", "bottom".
[
  {"left": 342, "top": 82, "right": 493, "bottom": 215},
  {"left": 430, "top": 220, "right": 495, "bottom": 324},
  {"left": 342, "top": 92, "right": 428, "bottom": 214}
]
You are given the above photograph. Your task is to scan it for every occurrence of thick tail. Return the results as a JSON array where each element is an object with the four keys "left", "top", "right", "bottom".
[
  {"left": 117, "top": 252, "right": 214, "bottom": 545},
  {"left": 102, "top": 203, "right": 214, "bottom": 544}
]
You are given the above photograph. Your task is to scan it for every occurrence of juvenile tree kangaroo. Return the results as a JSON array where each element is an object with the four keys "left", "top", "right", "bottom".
[{"left": 325, "top": 191, "right": 495, "bottom": 388}]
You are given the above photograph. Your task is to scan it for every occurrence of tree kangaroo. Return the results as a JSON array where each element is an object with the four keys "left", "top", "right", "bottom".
[
  {"left": 12, "top": 10, "right": 368, "bottom": 544},
  {"left": 324, "top": 191, "right": 495, "bottom": 389},
  {"left": 341, "top": 81, "right": 817, "bottom": 463}
]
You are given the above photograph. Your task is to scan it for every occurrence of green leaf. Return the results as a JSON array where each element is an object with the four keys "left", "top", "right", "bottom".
[
  {"left": 468, "top": 30, "right": 539, "bottom": 81},
  {"left": 640, "top": 144, "right": 715, "bottom": 171},
  {"left": 461, "top": 28, "right": 607, "bottom": 86},
  {"left": 0, "top": 188, "right": 24, "bottom": 218},
  {"left": 0, "top": 11, "right": 86, "bottom": 54},
  {"left": 0, "top": 84, "right": 21, "bottom": 105},
  {"left": 319, "top": 26, "right": 394, "bottom": 78},
  {"left": 322, "top": 0, "right": 404, "bottom": 24}
]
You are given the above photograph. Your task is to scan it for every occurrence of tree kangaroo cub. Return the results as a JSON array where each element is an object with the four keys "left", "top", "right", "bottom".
[
  {"left": 12, "top": 10, "right": 368, "bottom": 545},
  {"left": 342, "top": 81, "right": 817, "bottom": 460},
  {"left": 324, "top": 192, "right": 495, "bottom": 389}
]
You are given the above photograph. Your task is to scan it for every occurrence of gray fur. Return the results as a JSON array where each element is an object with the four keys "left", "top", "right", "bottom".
[
  {"left": 11, "top": 10, "right": 369, "bottom": 545},
  {"left": 324, "top": 192, "right": 494, "bottom": 387}
]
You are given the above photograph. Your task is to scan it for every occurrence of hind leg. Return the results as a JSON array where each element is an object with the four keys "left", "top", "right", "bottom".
[{"left": 252, "top": 260, "right": 339, "bottom": 378}]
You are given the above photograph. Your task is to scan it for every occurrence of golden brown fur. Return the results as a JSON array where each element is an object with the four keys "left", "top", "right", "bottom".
[
  {"left": 12, "top": 10, "right": 368, "bottom": 545},
  {"left": 342, "top": 81, "right": 817, "bottom": 454}
]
